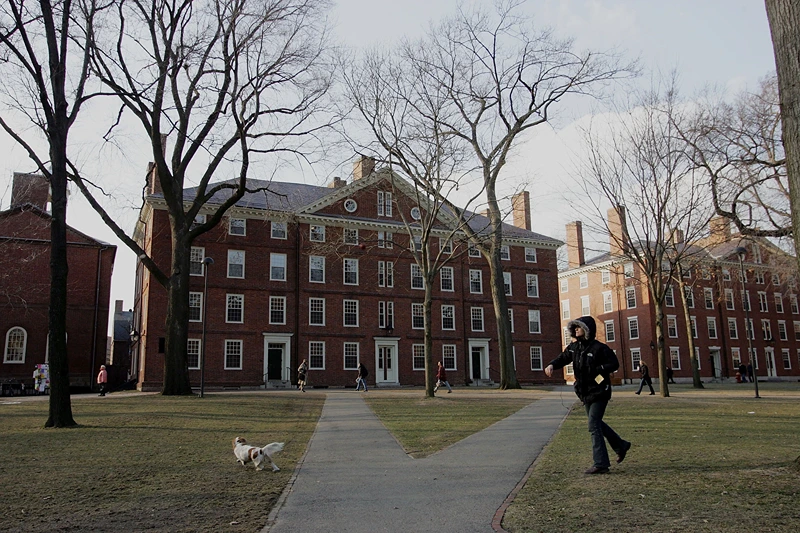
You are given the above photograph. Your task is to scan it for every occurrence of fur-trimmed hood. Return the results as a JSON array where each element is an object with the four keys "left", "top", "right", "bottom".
[{"left": 567, "top": 315, "right": 597, "bottom": 341}]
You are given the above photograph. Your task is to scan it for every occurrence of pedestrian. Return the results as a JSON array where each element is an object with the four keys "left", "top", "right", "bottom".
[
  {"left": 355, "top": 362, "right": 369, "bottom": 392},
  {"left": 747, "top": 363, "right": 754, "bottom": 383},
  {"left": 297, "top": 359, "right": 308, "bottom": 392},
  {"left": 738, "top": 363, "right": 748, "bottom": 383},
  {"left": 636, "top": 361, "right": 655, "bottom": 395},
  {"left": 545, "top": 315, "right": 631, "bottom": 475},
  {"left": 97, "top": 365, "right": 108, "bottom": 396},
  {"left": 666, "top": 366, "right": 676, "bottom": 384},
  {"left": 434, "top": 361, "right": 452, "bottom": 393}
]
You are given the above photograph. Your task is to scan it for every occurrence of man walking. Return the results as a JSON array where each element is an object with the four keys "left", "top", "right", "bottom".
[
  {"left": 636, "top": 361, "right": 656, "bottom": 395},
  {"left": 545, "top": 315, "right": 631, "bottom": 474},
  {"left": 355, "top": 362, "right": 369, "bottom": 392}
]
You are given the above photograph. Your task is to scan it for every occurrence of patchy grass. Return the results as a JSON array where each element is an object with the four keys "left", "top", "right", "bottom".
[
  {"left": 0, "top": 393, "right": 323, "bottom": 533},
  {"left": 502, "top": 387, "right": 800, "bottom": 533}
]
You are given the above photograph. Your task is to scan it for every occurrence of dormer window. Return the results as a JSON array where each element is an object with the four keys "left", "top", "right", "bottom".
[{"left": 377, "top": 191, "right": 392, "bottom": 216}]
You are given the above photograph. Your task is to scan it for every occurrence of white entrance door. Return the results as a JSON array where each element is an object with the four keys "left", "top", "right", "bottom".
[
  {"left": 710, "top": 348, "right": 722, "bottom": 380},
  {"left": 375, "top": 343, "right": 398, "bottom": 384},
  {"left": 262, "top": 333, "right": 292, "bottom": 386},
  {"left": 468, "top": 340, "right": 490, "bottom": 381},
  {"left": 765, "top": 348, "right": 777, "bottom": 377}
]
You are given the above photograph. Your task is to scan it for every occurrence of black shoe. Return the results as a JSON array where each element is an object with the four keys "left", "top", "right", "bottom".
[
  {"left": 584, "top": 466, "right": 610, "bottom": 475},
  {"left": 635, "top": 392, "right": 640, "bottom": 395},
  {"left": 617, "top": 441, "right": 632, "bottom": 464},
  {"left": 649, "top": 392, "right": 655, "bottom": 395}
]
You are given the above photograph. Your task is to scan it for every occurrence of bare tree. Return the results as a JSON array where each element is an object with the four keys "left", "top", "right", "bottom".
[
  {"left": 0, "top": 0, "right": 111, "bottom": 426},
  {"left": 72, "top": 0, "right": 334, "bottom": 394}
]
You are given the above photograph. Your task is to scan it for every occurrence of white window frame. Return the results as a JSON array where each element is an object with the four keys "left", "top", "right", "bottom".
[
  {"left": 500, "top": 245, "right": 511, "bottom": 260},
  {"left": 343, "top": 299, "right": 359, "bottom": 327},
  {"left": 707, "top": 317, "right": 718, "bottom": 339},
  {"left": 412, "top": 303, "right": 425, "bottom": 329},
  {"left": 778, "top": 320, "right": 788, "bottom": 341},
  {"left": 309, "top": 224, "right": 326, "bottom": 242},
  {"left": 344, "top": 342, "right": 359, "bottom": 370},
  {"left": 189, "top": 292, "right": 203, "bottom": 322},
  {"left": 343, "top": 258, "right": 359, "bottom": 285},
  {"left": 665, "top": 286, "right": 675, "bottom": 307},
  {"left": 603, "top": 291, "right": 613, "bottom": 313},
  {"left": 725, "top": 288, "right": 735, "bottom": 310},
  {"left": 269, "top": 252, "right": 286, "bottom": 282},
  {"left": 775, "top": 293, "right": 784, "bottom": 313},
  {"left": 190, "top": 246, "right": 205, "bottom": 276},
  {"left": 412, "top": 344, "right": 425, "bottom": 370},
  {"left": 343, "top": 227, "right": 359, "bottom": 245},
  {"left": 309, "top": 341, "right": 325, "bottom": 370},
  {"left": 667, "top": 315, "right": 678, "bottom": 338},
  {"left": 228, "top": 217, "right": 246, "bottom": 236},
  {"left": 626, "top": 286, "right": 636, "bottom": 309},
  {"left": 560, "top": 279, "right": 568, "bottom": 293},
  {"left": 442, "top": 305, "right": 456, "bottom": 331},
  {"left": 526, "top": 274, "right": 539, "bottom": 298},
  {"left": 528, "top": 309, "right": 541, "bottom": 334},
  {"left": 604, "top": 320, "right": 615, "bottom": 343},
  {"left": 309, "top": 297, "right": 326, "bottom": 326},
  {"left": 728, "top": 318, "right": 738, "bottom": 340},
  {"left": 309, "top": 255, "right": 325, "bottom": 283},
  {"left": 439, "top": 238, "right": 452, "bottom": 254},
  {"left": 579, "top": 274, "right": 588, "bottom": 289},
  {"left": 530, "top": 346, "right": 543, "bottom": 371},
  {"left": 601, "top": 270, "right": 610, "bottom": 284},
  {"left": 469, "top": 269, "right": 483, "bottom": 294},
  {"left": 561, "top": 299, "right": 570, "bottom": 320},
  {"left": 3, "top": 327, "right": 27, "bottom": 363},
  {"left": 224, "top": 339, "right": 243, "bottom": 370},
  {"left": 581, "top": 295, "right": 590, "bottom": 316},
  {"left": 670, "top": 346, "right": 681, "bottom": 370},
  {"left": 503, "top": 272, "right": 512, "bottom": 296},
  {"left": 411, "top": 264, "right": 425, "bottom": 290},
  {"left": 628, "top": 317, "right": 639, "bottom": 340},
  {"left": 471, "top": 307, "right": 485, "bottom": 332},
  {"left": 443, "top": 345, "right": 457, "bottom": 370},
  {"left": 525, "top": 247, "right": 537, "bottom": 263},
  {"left": 227, "top": 250, "right": 246, "bottom": 279},
  {"left": 440, "top": 267, "right": 454, "bottom": 292},
  {"left": 226, "top": 294, "right": 244, "bottom": 324},
  {"left": 271, "top": 221, "right": 287, "bottom": 240},
  {"left": 631, "top": 348, "right": 641, "bottom": 372},
  {"left": 704, "top": 287, "right": 714, "bottom": 309},
  {"left": 269, "top": 296, "right": 286, "bottom": 325},
  {"left": 187, "top": 338, "right": 201, "bottom": 369}
]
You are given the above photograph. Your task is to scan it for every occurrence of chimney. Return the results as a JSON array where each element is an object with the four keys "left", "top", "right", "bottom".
[
  {"left": 565, "top": 221, "right": 585, "bottom": 268},
  {"left": 11, "top": 173, "right": 50, "bottom": 211},
  {"left": 353, "top": 156, "right": 375, "bottom": 180},
  {"left": 708, "top": 216, "right": 731, "bottom": 244},
  {"left": 671, "top": 228, "right": 685, "bottom": 244},
  {"left": 147, "top": 134, "right": 169, "bottom": 195},
  {"left": 115, "top": 300, "right": 124, "bottom": 313},
  {"left": 481, "top": 209, "right": 491, "bottom": 218},
  {"left": 511, "top": 191, "right": 531, "bottom": 230},
  {"left": 608, "top": 205, "right": 629, "bottom": 256},
  {"left": 328, "top": 176, "right": 346, "bottom": 189}
]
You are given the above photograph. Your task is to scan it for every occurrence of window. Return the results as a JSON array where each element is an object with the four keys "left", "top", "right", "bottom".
[
  {"left": 270, "top": 296, "right": 286, "bottom": 325},
  {"left": 746, "top": 318, "right": 755, "bottom": 340},
  {"left": 187, "top": 339, "right": 200, "bottom": 369},
  {"left": 773, "top": 273, "right": 781, "bottom": 286},
  {"left": 722, "top": 269, "right": 731, "bottom": 281},
  {"left": 224, "top": 340, "right": 243, "bottom": 369},
  {"left": 601, "top": 270, "right": 610, "bottom": 284},
  {"left": 269, "top": 253, "right": 286, "bottom": 281},
  {"left": 469, "top": 270, "right": 483, "bottom": 293},
  {"left": 309, "top": 298, "right": 325, "bottom": 326},
  {"left": 792, "top": 295, "right": 799, "bottom": 314},
  {"left": 309, "top": 225, "right": 326, "bottom": 242},
  {"left": 795, "top": 321, "right": 800, "bottom": 341},
  {"left": 344, "top": 258, "right": 359, "bottom": 285},
  {"left": 561, "top": 300, "right": 570, "bottom": 320},
  {"left": 525, "top": 247, "right": 537, "bottom": 263},
  {"left": 684, "top": 286, "right": 694, "bottom": 308},
  {"left": 526, "top": 274, "right": 539, "bottom": 298},
  {"left": 226, "top": 294, "right": 244, "bottom": 323},
  {"left": 762, "top": 319, "right": 772, "bottom": 341},
  {"left": 410, "top": 207, "right": 422, "bottom": 220},
  {"left": 344, "top": 343, "right": 359, "bottom": 370},
  {"left": 665, "top": 286, "right": 674, "bottom": 307},
  {"left": 725, "top": 289, "right": 735, "bottom": 310},
  {"left": 701, "top": 268, "right": 711, "bottom": 280},
  {"left": 624, "top": 262, "right": 634, "bottom": 278},
  {"left": 378, "top": 301, "right": 394, "bottom": 329},
  {"left": 732, "top": 347, "right": 742, "bottom": 368},
  {"left": 190, "top": 247, "right": 205, "bottom": 276},
  {"left": 751, "top": 347, "right": 759, "bottom": 370},
  {"left": 690, "top": 316, "right": 698, "bottom": 338},
  {"left": 309, "top": 256, "right": 325, "bottom": 283},
  {"left": 411, "top": 264, "right": 425, "bottom": 290},
  {"left": 563, "top": 327, "right": 571, "bottom": 347},
  {"left": 440, "top": 267, "right": 454, "bottom": 292},
  {"left": 377, "top": 190, "right": 392, "bottom": 216},
  {"left": 412, "top": 345, "right": 425, "bottom": 370},
  {"left": 758, "top": 292, "right": 769, "bottom": 312},
  {"left": 626, "top": 286, "right": 636, "bottom": 309},
  {"left": 605, "top": 320, "right": 615, "bottom": 343},
  {"left": 742, "top": 290, "right": 751, "bottom": 311},
  {"left": 775, "top": 293, "right": 784, "bottom": 313},
  {"left": 343, "top": 300, "right": 359, "bottom": 327},
  {"left": 782, "top": 348, "right": 791, "bottom": 370},
  {"left": 228, "top": 217, "right": 246, "bottom": 236},
  {"left": 579, "top": 274, "right": 588, "bottom": 289},
  {"left": 560, "top": 279, "right": 568, "bottom": 293},
  {"left": 412, "top": 235, "right": 422, "bottom": 252},
  {"left": 667, "top": 316, "right": 678, "bottom": 338},
  {"left": 309, "top": 341, "right": 325, "bottom": 369},
  {"left": 469, "top": 244, "right": 481, "bottom": 257},
  {"left": 412, "top": 303, "right": 425, "bottom": 329},
  {"left": 628, "top": 317, "right": 639, "bottom": 340},
  {"left": 471, "top": 307, "right": 484, "bottom": 332},
  {"left": 755, "top": 271, "right": 766, "bottom": 284},
  {"left": 778, "top": 320, "right": 788, "bottom": 341},
  {"left": 439, "top": 238, "right": 452, "bottom": 254},
  {"left": 631, "top": 348, "right": 641, "bottom": 372},
  {"left": 670, "top": 347, "right": 681, "bottom": 370},
  {"left": 4, "top": 327, "right": 27, "bottom": 363},
  {"left": 443, "top": 345, "right": 456, "bottom": 370},
  {"left": 442, "top": 305, "right": 455, "bottom": 330},
  {"left": 528, "top": 310, "right": 541, "bottom": 334},
  {"left": 707, "top": 317, "right": 718, "bottom": 339},
  {"left": 508, "top": 308, "right": 515, "bottom": 333},
  {"left": 530, "top": 346, "right": 543, "bottom": 370},
  {"left": 704, "top": 287, "right": 714, "bottom": 309},
  {"left": 603, "top": 291, "right": 613, "bottom": 313},
  {"left": 728, "top": 318, "right": 738, "bottom": 340},
  {"left": 378, "top": 261, "right": 394, "bottom": 288},
  {"left": 225, "top": 250, "right": 245, "bottom": 279},
  {"left": 343, "top": 228, "right": 359, "bottom": 245},
  {"left": 378, "top": 231, "right": 393, "bottom": 248},
  {"left": 344, "top": 198, "right": 358, "bottom": 213},
  {"left": 189, "top": 292, "right": 203, "bottom": 322},
  {"left": 496, "top": 245, "right": 509, "bottom": 261},
  {"left": 271, "top": 221, "right": 287, "bottom": 239},
  {"left": 503, "top": 272, "right": 512, "bottom": 296},
  {"left": 581, "top": 295, "right": 590, "bottom": 316}
]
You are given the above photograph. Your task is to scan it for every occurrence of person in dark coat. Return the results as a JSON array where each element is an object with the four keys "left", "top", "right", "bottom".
[
  {"left": 738, "top": 363, "right": 748, "bottom": 383},
  {"left": 636, "top": 361, "right": 656, "bottom": 395},
  {"left": 545, "top": 315, "right": 631, "bottom": 475},
  {"left": 355, "top": 363, "right": 369, "bottom": 392}
]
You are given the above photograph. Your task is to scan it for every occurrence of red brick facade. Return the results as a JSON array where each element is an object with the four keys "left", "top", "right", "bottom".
[{"left": 132, "top": 166, "right": 564, "bottom": 391}]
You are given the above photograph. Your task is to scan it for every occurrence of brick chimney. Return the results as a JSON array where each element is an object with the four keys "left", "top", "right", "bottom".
[
  {"left": 671, "top": 228, "right": 685, "bottom": 244},
  {"left": 147, "top": 134, "right": 168, "bottom": 195},
  {"left": 707, "top": 216, "right": 731, "bottom": 244},
  {"left": 353, "top": 156, "right": 375, "bottom": 180},
  {"left": 11, "top": 172, "right": 50, "bottom": 211},
  {"left": 565, "top": 221, "right": 585, "bottom": 268},
  {"left": 115, "top": 300, "right": 124, "bottom": 313},
  {"left": 511, "top": 191, "right": 531, "bottom": 230},
  {"left": 608, "top": 205, "right": 629, "bottom": 256},
  {"left": 328, "top": 176, "right": 346, "bottom": 189}
]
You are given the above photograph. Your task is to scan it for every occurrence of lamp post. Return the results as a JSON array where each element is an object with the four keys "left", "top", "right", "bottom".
[
  {"left": 736, "top": 247, "right": 760, "bottom": 399},
  {"left": 200, "top": 256, "right": 214, "bottom": 398}
]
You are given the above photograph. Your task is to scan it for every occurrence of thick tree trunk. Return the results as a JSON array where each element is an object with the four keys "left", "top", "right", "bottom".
[
  {"left": 161, "top": 235, "right": 193, "bottom": 395},
  {"left": 676, "top": 276, "right": 704, "bottom": 388},
  {"left": 653, "top": 304, "right": 670, "bottom": 398},
  {"left": 489, "top": 251, "right": 519, "bottom": 389},
  {"left": 424, "top": 281, "right": 435, "bottom": 398},
  {"left": 766, "top": 0, "right": 800, "bottom": 268}
]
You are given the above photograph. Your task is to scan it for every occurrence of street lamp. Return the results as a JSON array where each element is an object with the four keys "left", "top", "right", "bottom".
[
  {"left": 736, "top": 246, "right": 760, "bottom": 399},
  {"left": 200, "top": 256, "right": 214, "bottom": 398}
]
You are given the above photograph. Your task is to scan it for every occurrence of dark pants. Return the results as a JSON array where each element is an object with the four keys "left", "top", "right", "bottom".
[
  {"left": 585, "top": 400, "right": 626, "bottom": 469},
  {"left": 636, "top": 377, "right": 654, "bottom": 394}
]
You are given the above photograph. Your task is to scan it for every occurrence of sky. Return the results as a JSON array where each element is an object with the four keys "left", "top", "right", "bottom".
[{"left": 0, "top": 0, "right": 778, "bottom": 331}]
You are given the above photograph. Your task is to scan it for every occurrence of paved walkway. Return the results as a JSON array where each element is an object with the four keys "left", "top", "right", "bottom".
[{"left": 263, "top": 390, "right": 573, "bottom": 533}]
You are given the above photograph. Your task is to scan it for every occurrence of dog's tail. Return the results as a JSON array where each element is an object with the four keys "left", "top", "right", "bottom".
[{"left": 263, "top": 442, "right": 284, "bottom": 456}]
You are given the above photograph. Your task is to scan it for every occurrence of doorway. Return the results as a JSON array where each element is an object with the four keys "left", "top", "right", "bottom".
[
  {"left": 262, "top": 333, "right": 292, "bottom": 387},
  {"left": 373, "top": 338, "right": 398, "bottom": 385},
  {"left": 765, "top": 348, "right": 777, "bottom": 377},
  {"left": 468, "top": 339, "right": 489, "bottom": 382}
]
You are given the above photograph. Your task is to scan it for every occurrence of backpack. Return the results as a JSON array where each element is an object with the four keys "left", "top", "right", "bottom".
[{"left": 362, "top": 366, "right": 369, "bottom": 377}]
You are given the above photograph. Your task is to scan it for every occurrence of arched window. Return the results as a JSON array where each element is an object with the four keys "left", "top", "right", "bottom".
[{"left": 4, "top": 327, "right": 27, "bottom": 363}]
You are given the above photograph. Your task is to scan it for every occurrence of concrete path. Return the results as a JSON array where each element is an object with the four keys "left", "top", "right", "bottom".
[{"left": 263, "top": 390, "right": 573, "bottom": 533}]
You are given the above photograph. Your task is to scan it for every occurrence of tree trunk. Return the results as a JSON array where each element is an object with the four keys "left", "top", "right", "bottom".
[
  {"left": 161, "top": 234, "right": 193, "bottom": 395},
  {"left": 676, "top": 276, "right": 704, "bottom": 388},
  {"left": 653, "top": 304, "right": 670, "bottom": 397},
  {"left": 766, "top": 0, "right": 800, "bottom": 271},
  {"left": 423, "top": 281, "right": 435, "bottom": 398},
  {"left": 488, "top": 251, "right": 519, "bottom": 389}
]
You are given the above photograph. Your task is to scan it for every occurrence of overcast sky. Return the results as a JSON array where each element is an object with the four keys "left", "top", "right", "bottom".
[{"left": 0, "top": 0, "right": 778, "bottom": 326}]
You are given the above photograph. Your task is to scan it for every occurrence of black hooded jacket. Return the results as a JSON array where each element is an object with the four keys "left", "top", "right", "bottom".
[{"left": 547, "top": 315, "right": 619, "bottom": 404}]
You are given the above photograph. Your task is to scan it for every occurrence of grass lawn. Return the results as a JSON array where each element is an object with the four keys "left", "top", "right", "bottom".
[
  {"left": 0, "top": 392, "right": 324, "bottom": 533},
  {"left": 502, "top": 384, "right": 800, "bottom": 533}
]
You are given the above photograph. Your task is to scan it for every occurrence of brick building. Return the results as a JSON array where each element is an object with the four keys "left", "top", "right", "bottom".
[
  {"left": 559, "top": 208, "right": 800, "bottom": 383},
  {"left": 131, "top": 158, "right": 564, "bottom": 391},
  {"left": 1, "top": 173, "right": 116, "bottom": 390}
]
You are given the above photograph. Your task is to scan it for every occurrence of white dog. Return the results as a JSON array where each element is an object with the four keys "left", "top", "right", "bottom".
[{"left": 233, "top": 436, "right": 285, "bottom": 472}]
